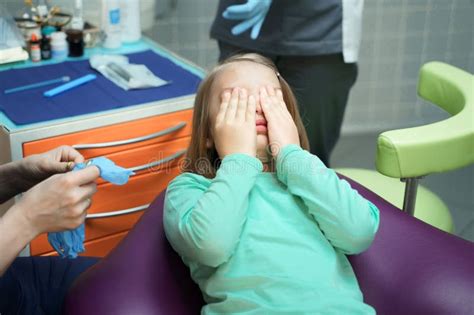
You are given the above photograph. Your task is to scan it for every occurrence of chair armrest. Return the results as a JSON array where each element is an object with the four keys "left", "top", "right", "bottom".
[{"left": 376, "top": 62, "right": 474, "bottom": 178}]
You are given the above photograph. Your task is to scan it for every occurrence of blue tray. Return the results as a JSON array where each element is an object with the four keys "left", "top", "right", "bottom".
[{"left": 0, "top": 50, "right": 202, "bottom": 125}]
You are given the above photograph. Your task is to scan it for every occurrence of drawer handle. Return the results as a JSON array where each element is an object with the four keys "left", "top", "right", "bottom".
[
  {"left": 128, "top": 149, "right": 187, "bottom": 173},
  {"left": 73, "top": 122, "right": 187, "bottom": 149},
  {"left": 86, "top": 204, "right": 149, "bottom": 219}
]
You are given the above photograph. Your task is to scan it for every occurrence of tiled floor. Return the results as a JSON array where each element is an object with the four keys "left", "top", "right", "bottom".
[{"left": 331, "top": 132, "right": 474, "bottom": 242}]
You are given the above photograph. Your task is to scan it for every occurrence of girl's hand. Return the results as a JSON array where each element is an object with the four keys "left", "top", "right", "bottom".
[
  {"left": 260, "top": 86, "right": 300, "bottom": 157},
  {"left": 214, "top": 87, "right": 257, "bottom": 159}
]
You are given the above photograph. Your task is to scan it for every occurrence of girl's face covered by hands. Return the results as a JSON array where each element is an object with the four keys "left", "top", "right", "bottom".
[{"left": 208, "top": 61, "right": 283, "bottom": 162}]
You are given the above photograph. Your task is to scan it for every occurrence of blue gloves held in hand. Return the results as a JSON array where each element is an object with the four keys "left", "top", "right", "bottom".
[
  {"left": 73, "top": 157, "right": 134, "bottom": 185},
  {"left": 48, "top": 157, "right": 134, "bottom": 258},
  {"left": 223, "top": 0, "right": 272, "bottom": 40}
]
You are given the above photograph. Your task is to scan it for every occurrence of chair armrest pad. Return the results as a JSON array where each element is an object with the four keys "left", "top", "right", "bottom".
[{"left": 376, "top": 62, "right": 474, "bottom": 178}]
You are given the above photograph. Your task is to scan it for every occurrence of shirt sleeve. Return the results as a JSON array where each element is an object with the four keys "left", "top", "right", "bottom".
[
  {"left": 164, "top": 153, "right": 263, "bottom": 267},
  {"left": 276, "top": 144, "right": 380, "bottom": 255}
]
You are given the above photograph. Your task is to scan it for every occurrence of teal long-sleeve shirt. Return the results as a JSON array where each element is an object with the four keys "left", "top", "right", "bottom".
[{"left": 164, "top": 145, "right": 380, "bottom": 314}]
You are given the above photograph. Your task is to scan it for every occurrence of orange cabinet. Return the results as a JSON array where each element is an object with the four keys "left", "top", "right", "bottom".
[
  {"left": 23, "top": 109, "right": 193, "bottom": 257},
  {"left": 23, "top": 109, "right": 193, "bottom": 159}
]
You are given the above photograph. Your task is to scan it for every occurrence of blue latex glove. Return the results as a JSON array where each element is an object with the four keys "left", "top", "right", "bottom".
[
  {"left": 73, "top": 157, "right": 134, "bottom": 185},
  {"left": 47, "top": 157, "right": 135, "bottom": 258},
  {"left": 222, "top": 0, "right": 272, "bottom": 40},
  {"left": 48, "top": 223, "right": 85, "bottom": 259}
]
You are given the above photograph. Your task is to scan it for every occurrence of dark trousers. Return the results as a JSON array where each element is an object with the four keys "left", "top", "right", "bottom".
[
  {"left": 218, "top": 41, "right": 358, "bottom": 166},
  {"left": 0, "top": 256, "right": 98, "bottom": 315}
]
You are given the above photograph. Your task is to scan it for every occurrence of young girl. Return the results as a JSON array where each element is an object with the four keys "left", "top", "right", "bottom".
[{"left": 164, "top": 54, "right": 380, "bottom": 314}]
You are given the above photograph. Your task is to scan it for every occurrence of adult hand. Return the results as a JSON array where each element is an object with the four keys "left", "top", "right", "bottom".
[
  {"left": 260, "top": 86, "right": 300, "bottom": 157},
  {"left": 222, "top": 0, "right": 272, "bottom": 40},
  {"left": 20, "top": 145, "right": 85, "bottom": 189},
  {"left": 213, "top": 88, "right": 257, "bottom": 159},
  {"left": 12, "top": 165, "right": 100, "bottom": 237}
]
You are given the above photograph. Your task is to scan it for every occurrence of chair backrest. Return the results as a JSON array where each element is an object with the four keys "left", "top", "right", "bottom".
[
  {"left": 341, "top": 175, "right": 474, "bottom": 315},
  {"left": 64, "top": 176, "right": 474, "bottom": 315},
  {"left": 376, "top": 62, "right": 474, "bottom": 178}
]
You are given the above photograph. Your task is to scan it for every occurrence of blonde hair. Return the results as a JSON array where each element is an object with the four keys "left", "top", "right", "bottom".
[{"left": 182, "top": 53, "right": 310, "bottom": 178}]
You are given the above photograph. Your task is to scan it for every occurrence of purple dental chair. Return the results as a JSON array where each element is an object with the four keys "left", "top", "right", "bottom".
[{"left": 63, "top": 175, "right": 474, "bottom": 315}]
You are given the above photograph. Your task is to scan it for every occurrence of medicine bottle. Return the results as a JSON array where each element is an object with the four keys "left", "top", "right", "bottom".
[
  {"left": 102, "top": 0, "right": 122, "bottom": 49},
  {"left": 30, "top": 34, "right": 41, "bottom": 62},
  {"left": 51, "top": 32, "right": 69, "bottom": 60},
  {"left": 40, "top": 26, "right": 55, "bottom": 60},
  {"left": 66, "top": 29, "right": 84, "bottom": 57}
]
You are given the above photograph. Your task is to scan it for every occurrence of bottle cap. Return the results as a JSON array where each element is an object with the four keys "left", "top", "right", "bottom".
[
  {"left": 42, "top": 26, "right": 57, "bottom": 36},
  {"left": 66, "top": 29, "right": 84, "bottom": 41},
  {"left": 51, "top": 32, "right": 67, "bottom": 41}
]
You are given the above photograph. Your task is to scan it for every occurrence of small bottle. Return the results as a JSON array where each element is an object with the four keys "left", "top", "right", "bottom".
[
  {"left": 30, "top": 34, "right": 41, "bottom": 62},
  {"left": 71, "top": 0, "right": 85, "bottom": 30},
  {"left": 51, "top": 32, "right": 69, "bottom": 60},
  {"left": 40, "top": 26, "right": 55, "bottom": 60},
  {"left": 66, "top": 29, "right": 84, "bottom": 57},
  {"left": 102, "top": 0, "right": 122, "bottom": 49},
  {"left": 40, "top": 36, "right": 51, "bottom": 60}
]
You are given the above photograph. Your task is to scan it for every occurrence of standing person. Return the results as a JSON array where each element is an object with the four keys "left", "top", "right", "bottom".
[{"left": 211, "top": 0, "right": 364, "bottom": 166}]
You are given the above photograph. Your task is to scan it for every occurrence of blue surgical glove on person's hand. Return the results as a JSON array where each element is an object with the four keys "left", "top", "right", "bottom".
[
  {"left": 223, "top": 0, "right": 272, "bottom": 40},
  {"left": 47, "top": 157, "right": 134, "bottom": 258}
]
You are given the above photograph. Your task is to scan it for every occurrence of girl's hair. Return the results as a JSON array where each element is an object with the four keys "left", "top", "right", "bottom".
[{"left": 182, "top": 53, "right": 310, "bottom": 178}]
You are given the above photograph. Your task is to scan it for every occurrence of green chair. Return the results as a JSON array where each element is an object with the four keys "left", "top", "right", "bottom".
[{"left": 337, "top": 62, "right": 474, "bottom": 233}]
